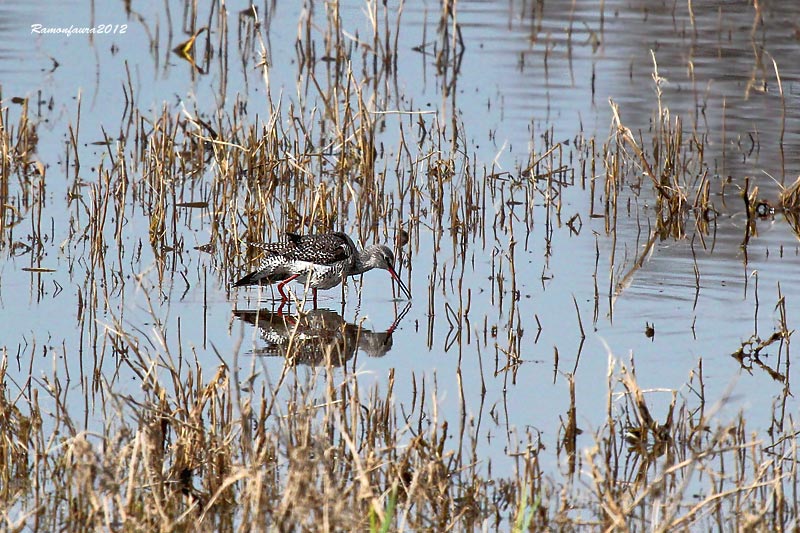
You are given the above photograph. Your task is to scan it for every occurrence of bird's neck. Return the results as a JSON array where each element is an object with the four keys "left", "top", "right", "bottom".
[{"left": 352, "top": 248, "right": 376, "bottom": 275}]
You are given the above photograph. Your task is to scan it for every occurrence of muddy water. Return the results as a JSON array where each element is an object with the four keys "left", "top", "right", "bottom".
[{"left": 3, "top": 0, "right": 800, "bottom": 481}]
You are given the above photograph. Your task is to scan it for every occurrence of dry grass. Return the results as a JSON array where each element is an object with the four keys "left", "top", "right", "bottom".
[
  {"left": 608, "top": 53, "right": 714, "bottom": 242},
  {"left": 2, "top": 314, "right": 798, "bottom": 531}
]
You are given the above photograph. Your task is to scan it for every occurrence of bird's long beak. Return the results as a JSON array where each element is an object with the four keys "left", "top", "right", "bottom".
[{"left": 387, "top": 267, "right": 412, "bottom": 299}]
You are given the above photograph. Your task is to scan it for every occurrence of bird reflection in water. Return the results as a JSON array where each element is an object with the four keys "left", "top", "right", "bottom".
[{"left": 232, "top": 303, "right": 411, "bottom": 366}]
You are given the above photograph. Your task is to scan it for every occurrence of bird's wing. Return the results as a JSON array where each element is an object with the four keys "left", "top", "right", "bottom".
[
  {"left": 250, "top": 233, "right": 354, "bottom": 266},
  {"left": 294, "top": 233, "right": 354, "bottom": 266}
]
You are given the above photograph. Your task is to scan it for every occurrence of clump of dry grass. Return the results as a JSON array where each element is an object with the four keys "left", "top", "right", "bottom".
[
  {"left": 0, "top": 95, "right": 44, "bottom": 255},
  {"left": 2, "top": 308, "right": 798, "bottom": 531},
  {"left": 605, "top": 52, "right": 714, "bottom": 246},
  {"left": 778, "top": 175, "right": 800, "bottom": 211},
  {"left": 563, "top": 351, "right": 798, "bottom": 531}
]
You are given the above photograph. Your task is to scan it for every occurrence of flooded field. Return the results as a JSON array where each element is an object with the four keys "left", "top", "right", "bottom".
[{"left": 3, "top": 0, "right": 800, "bottom": 530}]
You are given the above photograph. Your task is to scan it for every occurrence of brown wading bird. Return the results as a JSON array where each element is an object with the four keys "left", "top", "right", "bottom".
[{"left": 233, "top": 232, "right": 411, "bottom": 308}]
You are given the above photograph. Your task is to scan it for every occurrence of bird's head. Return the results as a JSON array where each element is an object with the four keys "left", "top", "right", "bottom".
[{"left": 363, "top": 245, "right": 411, "bottom": 299}]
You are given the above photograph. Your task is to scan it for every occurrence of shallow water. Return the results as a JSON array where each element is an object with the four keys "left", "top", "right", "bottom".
[{"left": 3, "top": 0, "right": 800, "bottom": 494}]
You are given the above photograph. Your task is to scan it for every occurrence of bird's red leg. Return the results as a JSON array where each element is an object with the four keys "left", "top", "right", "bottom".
[{"left": 276, "top": 274, "right": 300, "bottom": 303}]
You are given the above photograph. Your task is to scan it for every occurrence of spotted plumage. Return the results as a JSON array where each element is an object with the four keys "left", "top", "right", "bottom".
[
  {"left": 234, "top": 232, "right": 356, "bottom": 290},
  {"left": 234, "top": 232, "right": 411, "bottom": 307}
]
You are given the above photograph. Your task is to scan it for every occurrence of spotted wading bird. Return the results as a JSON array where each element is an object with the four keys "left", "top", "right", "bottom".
[{"left": 233, "top": 232, "right": 411, "bottom": 307}]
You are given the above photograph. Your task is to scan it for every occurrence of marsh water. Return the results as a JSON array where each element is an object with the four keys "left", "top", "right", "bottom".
[{"left": 4, "top": 0, "right": 800, "bottom": 506}]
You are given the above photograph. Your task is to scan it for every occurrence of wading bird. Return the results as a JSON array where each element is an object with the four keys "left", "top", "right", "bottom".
[{"left": 233, "top": 232, "right": 411, "bottom": 308}]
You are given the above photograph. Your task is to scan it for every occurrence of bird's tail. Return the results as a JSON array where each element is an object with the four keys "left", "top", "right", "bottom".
[{"left": 233, "top": 271, "right": 262, "bottom": 287}]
